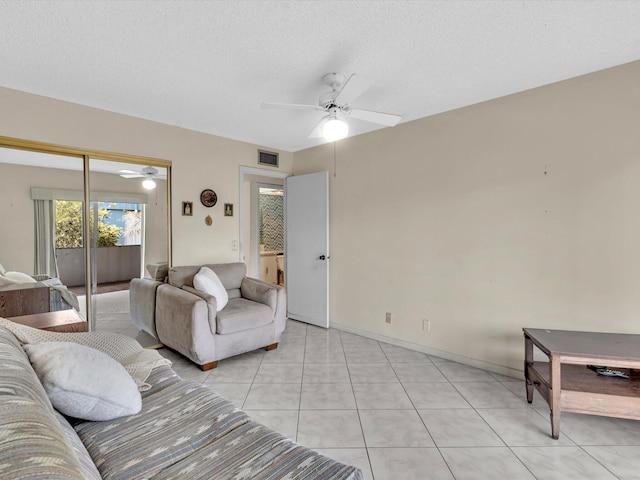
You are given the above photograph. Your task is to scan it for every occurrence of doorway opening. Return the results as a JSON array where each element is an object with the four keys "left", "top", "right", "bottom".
[
  {"left": 258, "top": 185, "right": 284, "bottom": 286},
  {"left": 238, "top": 166, "right": 289, "bottom": 283}
]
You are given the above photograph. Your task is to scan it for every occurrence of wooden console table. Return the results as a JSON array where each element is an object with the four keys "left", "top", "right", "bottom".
[
  {"left": 524, "top": 328, "right": 640, "bottom": 439},
  {"left": 0, "top": 283, "right": 49, "bottom": 317},
  {"left": 8, "top": 310, "right": 88, "bottom": 333}
]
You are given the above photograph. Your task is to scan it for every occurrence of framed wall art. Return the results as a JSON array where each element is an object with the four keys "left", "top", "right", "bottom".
[
  {"left": 182, "top": 201, "right": 193, "bottom": 216},
  {"left": 200, "top": 189, "right": 217, "bottom": 207}
]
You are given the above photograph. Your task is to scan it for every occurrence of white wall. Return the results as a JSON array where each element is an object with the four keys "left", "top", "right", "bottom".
[
  {"left": 0, "top": 87, "right": 293, "bottom": 267},
  {"left": 293, "top": 61, "right": 640, "bottom": 376}
]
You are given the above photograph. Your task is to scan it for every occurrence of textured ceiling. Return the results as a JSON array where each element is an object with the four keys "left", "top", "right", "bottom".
[{"left": 1, "top": 1, "right": 639, "bottom": 152}]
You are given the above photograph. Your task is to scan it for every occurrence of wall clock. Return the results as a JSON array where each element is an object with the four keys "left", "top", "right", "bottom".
[{"left": 200, "top": 189, "right": 217, "bottom": 207}]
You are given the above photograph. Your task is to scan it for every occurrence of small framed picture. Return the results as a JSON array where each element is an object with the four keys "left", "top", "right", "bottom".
[
  {"left": 182, "top": 201, "right": 193, "bottom": 216},
  {"left": 224, "top": 203, "right": 234, "bottom": 217}
]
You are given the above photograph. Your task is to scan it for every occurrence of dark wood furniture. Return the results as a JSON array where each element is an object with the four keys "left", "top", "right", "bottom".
[
  {"left": 8, "top": 309, "right": 87, "bottom": 333},
  {"left": 524, "top": 328, "right": 640, "bottom": 439},
  {"left": 0, "top": 283, "right": 50, "bottom": 317}
]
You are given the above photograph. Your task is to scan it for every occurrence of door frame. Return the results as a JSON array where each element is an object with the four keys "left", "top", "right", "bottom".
[{"left": 238, "top": 166, "right": 289, "bottom": 275}]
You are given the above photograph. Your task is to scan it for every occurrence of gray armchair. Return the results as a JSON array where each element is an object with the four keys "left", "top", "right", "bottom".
[{"left": 130, "top": 263, "right": 286, "bottom": 370}]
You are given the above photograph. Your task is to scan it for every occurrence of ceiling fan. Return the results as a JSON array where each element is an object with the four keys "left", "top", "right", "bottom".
[
  {"left": 118, "top": 166, "right": 165, "bottom": 190},
  {"left": 261, "top": 72, "right": 402, "bottom": 141}
]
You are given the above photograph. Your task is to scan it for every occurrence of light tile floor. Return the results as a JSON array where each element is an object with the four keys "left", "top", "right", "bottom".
[{"left": 98, "top": 301, "right": 640, "bottom": 480}]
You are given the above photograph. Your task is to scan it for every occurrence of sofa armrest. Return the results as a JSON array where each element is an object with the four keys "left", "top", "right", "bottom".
[
  {"left": 241, "top": 278, "right": 287, "bottom": 336},
  {"left": 155, "top": 284, "right": 217, "bottom": 365}
]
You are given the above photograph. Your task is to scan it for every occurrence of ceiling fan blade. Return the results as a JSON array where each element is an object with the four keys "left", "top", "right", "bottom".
[
  {"left": 349, "top": 109, "right": 402, "bottom": 127},
  {"left": 308, "top": 116, "right": 329, "bottom": 138},
  {"left": 118, "top": 169, "right": 139, "bottom": 174},
  {"left": 119, "top": 173, "right": 144, "bottom": 179},
  {"left": 335, "top": 74, "right": 375, "bottom": 105},
  {"left": 261, "top": 102, "right": 323, "bottom": 111}
]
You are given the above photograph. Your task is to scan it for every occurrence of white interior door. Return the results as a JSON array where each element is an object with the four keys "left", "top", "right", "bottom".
[{"left": 285, "top": 171, "right": 329, "bottom": 328}]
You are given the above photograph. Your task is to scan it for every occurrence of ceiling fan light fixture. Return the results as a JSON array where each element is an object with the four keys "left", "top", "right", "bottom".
[
  {"left": 323, "top": 117, "right": 349, "bottom": 141},
  {"left": 142, "top": 177, "right": 157, "bottom": 190}
]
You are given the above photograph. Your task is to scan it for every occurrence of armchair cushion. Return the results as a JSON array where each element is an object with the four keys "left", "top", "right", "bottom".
[
  {"left": 216, "top": 298, "right": 273, "bottom": 335},
  {"left": 193, "top": 267, "right": 228, "bottom": 311}
]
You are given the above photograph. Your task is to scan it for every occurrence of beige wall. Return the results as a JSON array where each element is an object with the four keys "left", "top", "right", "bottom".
[
  {"left": 0, "top": 87, "right": 293, "bottom": 267},
  {"left": 0, "top": 162, "right": 84, "bottom": 273},
  {"left": 293, "top": 61, "right": 640, "bottom": 376}
]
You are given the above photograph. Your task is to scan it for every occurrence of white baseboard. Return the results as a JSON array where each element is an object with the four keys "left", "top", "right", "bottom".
[{"left": 330, "top": 320, "right": 523, "bottom": 380}]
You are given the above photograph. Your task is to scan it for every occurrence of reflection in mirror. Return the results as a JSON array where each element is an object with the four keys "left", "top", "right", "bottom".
[
  {"left": 88, "top": 158, "right": 168, "bottom": 343},
  {"left": 0, "top": 146, "right": 87, "bottom": 324}
]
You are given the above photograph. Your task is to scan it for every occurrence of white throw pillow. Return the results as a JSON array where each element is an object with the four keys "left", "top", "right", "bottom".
[
  {"left": 0, "top": 263, "right": 5, "bottom": 275},
  {"left": 24, "top": 342, "right": 142, "bottom": 421},
  {"left": 193, "top": 266, "right": 229, "bottom": 311},
  {"left": 3, "top": 271, "right": 38, "bottom": 284}
]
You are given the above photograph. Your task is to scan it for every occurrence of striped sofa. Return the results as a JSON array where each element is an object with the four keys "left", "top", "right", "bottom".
[{"left": 0, "top": 325, "right": 363, "bottom": 479}]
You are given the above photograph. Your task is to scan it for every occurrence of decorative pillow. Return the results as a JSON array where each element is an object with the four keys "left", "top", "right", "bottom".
[
  {"left": 193, "top": 266, "right": 229, "bottom": 311},
  {"left": 23, "top": 342, "right": 142, "bottom": 421},
  {"left": 3, "top": 271, "right": 38, "bottom": 284},
  {"left": 0, "top": 263, "right": 5, "bottom": 274}
]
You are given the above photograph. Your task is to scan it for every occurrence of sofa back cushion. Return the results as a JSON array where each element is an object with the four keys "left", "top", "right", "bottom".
[
  {"left": 0, "top": 327, "right": 90, "bottom": 479},
  {"left": 169, "top": 263, "right": 247, "bottom": 299},
  {"left": 54, "top": 411, "right": 102, "bottom": 480}
]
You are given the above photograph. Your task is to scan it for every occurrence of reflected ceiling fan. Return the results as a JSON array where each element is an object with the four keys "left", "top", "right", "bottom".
[
  {"left": 262, "top": 72, "right": 402, "bottom": 141},
  {"left": 118, "top": 166, "right": 165, "bottom": 190}
]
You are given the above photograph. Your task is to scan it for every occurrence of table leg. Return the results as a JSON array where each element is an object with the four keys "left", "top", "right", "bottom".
[
  {"left": 524, "top": 334, "right": 534, "bottom": 403},
  {"left": 549, "top": 355, "right": 561, "bottom": 439}
]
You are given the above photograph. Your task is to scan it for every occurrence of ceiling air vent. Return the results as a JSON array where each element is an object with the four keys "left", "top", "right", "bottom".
[{"left": 258, "top": 150, "right": 279, "bottom": 168}]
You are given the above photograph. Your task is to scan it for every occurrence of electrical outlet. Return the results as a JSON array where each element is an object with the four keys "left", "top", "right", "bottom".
[
  {"left": 231, "top": 240, "right": 238, "bottom": 251},
  {"left": 422, "top": 319, "right": 430, "bottom": 332},
  {"left": 385, "top": 312, "right": 392, "bottom": 324}
]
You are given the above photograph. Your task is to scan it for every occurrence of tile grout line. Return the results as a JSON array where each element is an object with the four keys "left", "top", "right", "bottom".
[
  {"left": 340, "top": 328, "right": 377, "bottom": 480},
  {"left": 294, "top": 321, "right": 308, "bottom": 443}
]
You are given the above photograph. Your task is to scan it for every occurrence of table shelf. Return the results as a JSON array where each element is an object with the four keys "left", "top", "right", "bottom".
[{"left": 532, "top": 362, "right": 640, "bottom": 397}]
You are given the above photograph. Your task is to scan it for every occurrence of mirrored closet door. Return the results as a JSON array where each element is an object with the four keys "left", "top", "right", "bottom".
[
  {"left": 88, "top": 157, "right": 169, "bottom": 334},
  {"left": 0, "top": 137, "right": 171, "bottom": 332}
]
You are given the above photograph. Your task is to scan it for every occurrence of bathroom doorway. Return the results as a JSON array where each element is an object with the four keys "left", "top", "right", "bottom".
[
  {"left": 257, "top": 184, "right": 284, "bottom": 286},
  {"left": 238, "top": 166, "right": 288, "bottom": 284}
]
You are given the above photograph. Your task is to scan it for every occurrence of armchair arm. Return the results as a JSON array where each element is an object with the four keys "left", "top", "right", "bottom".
[
  {"left": 129, "top": 278, "right": 163, "bottom": 339},
  {"left": 182, "top": 285, "right": 218, "bottom": 325},
  {"left": 241, "top": 277, "right": 277, "bottom": 310},
  {"left": 155, "top": 284, "right": 216, "bottom": 365},
  {"left": 241, "top": 277, "right": 287, "bottom": 336}
]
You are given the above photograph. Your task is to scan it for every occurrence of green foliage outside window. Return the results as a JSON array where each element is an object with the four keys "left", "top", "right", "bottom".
[{"left": 55, "top": 201, "right": 123, "bottom": 248}]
